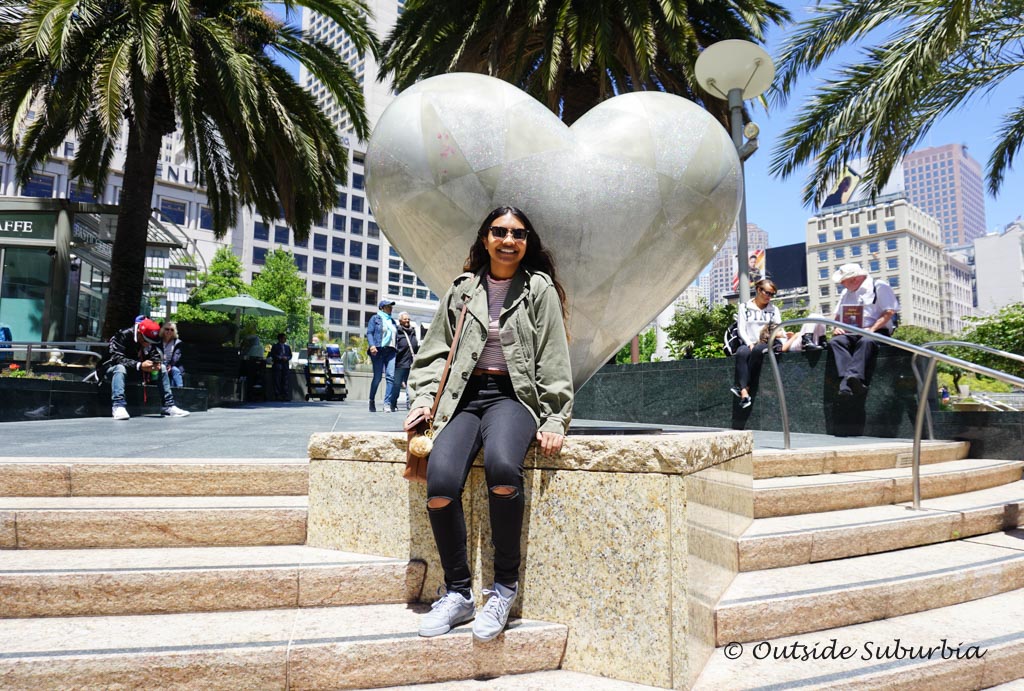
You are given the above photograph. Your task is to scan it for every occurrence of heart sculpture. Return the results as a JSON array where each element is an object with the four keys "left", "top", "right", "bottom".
[{"left": 366, "top": 73, "right": 741, "bottom": 389}]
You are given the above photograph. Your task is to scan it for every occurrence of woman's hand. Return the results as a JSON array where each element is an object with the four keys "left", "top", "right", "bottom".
[
  {"left": 536, "top": 431, "right": 564, "bottom": 457},
  {"left": 833, "top": 327, "right": 846, "bottom": 336},
  {"left": 404, "top": 407, "right": 432, "bottom": 431}
]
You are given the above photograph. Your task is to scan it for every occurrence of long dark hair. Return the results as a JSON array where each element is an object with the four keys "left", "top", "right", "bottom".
[{"left": 463, "top": 206, "right": 569, "bottom": 325}]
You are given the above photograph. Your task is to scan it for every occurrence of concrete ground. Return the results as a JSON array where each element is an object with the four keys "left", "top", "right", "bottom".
[{"left": 0, "top": 399, "right": 918, "bottom": 458}]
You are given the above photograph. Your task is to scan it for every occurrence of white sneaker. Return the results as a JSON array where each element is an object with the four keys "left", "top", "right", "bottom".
[
  {"left": 419, "top": 587, "right": 475, "bottom": 637},
  {"left": 112, "top": 406, "right": 130, "bottom": 420},
  {"left": 161, "top": 405, "right": 190, "bottom": 418},
  {"left": 473, "top": 582, "right": 517, "bottom": 641}
]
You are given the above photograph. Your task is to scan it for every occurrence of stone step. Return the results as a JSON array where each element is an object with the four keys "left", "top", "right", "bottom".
[
  {"left": 0, "top": 545, "right": 424, "bottom": 618},
  {"left": 0, "top": 457, "right": 308, "bottom": 497},
  {"left": 753, "top": 440, "right": 970, "bottom": 479},
  {"left": 717, "top": 530, "right": 1024, "bottom": 645},
  {"left": 740, "top": 480, "right": 1024, "bottom": 571},
  {"left": 0, "top": 496, "right": 307, "bottom": 549},
  {"left": 378, "top": 670, "right": 663, "bottom": 689},
  {"left": 694, "top": 588, "right": 1024, "bottom": 690},
  {"left": 754, "top": 458, "right": 1023, "bottom": 518},
  {"left": 0, "top": 604, "right": 567, "bottom": 690}
]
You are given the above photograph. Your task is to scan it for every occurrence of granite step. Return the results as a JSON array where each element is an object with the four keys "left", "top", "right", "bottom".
[
  {"left": 694, "top": 588, "right": 1024, "bottom": 690},
  {"left": 716, "top": 530, "right": 1024, "bottom": 645},
  {"left": 0, "top": 496, "right": 307, "bottom": 549},
  {"left": 0, "top": 545, "right": 424, "bottom": 618},
  {"left": 0, "top": 603, "right": 567, "bottom": 690},
  {"left": 378, "top": 670, "right": 663, "bottom": 689},
  {"left": 0, "top": 457, "right": 308, "bottom": 497},
  {"left": 739, "top": 480, "right": 1024, "bottom": 571},
  {"left": 754, "top": 458, "right": 1023, "bottom": 518},
  {"left": 753, "top": 440, "right": 970, "bottom": 479}
]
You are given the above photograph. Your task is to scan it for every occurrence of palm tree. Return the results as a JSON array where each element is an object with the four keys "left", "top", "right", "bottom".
[
  {"left": 381, "top": 0, "right": 789, "bottom": 126},
  {"left": 770, "top": 0, "right": 1024, "bottom": 206},
  {"left": 0, "top": 0, "right": 379, "bottom": 337}
]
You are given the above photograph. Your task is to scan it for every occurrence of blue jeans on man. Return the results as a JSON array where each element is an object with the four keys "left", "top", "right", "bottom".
[
  {"left": 369, "top": 347, "right": 396, "bottom": 411},
  {"left": 389, "top": 366, "right": 411, "bottom": 411},
  {"left": 106, "top": 364, "right": 175, "bottom": 408}
]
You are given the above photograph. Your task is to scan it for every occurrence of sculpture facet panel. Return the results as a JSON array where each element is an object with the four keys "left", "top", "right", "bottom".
[{"left": 366, "top": 73, "right": 742, "bottom": 389}]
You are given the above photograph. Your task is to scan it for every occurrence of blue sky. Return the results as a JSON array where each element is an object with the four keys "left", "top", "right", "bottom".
[{"left": 270, "top": 2, "right": 1023, "bottom": 248}]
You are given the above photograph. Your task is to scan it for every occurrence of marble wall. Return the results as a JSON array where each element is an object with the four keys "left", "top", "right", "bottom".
[{"left": 306, "top": 431, "right": 753, "bottom": 689}]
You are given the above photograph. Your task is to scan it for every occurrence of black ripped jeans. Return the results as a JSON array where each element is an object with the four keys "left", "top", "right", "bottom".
[{"left": 426, "top": 374, "right": 535, "bottom": 597}]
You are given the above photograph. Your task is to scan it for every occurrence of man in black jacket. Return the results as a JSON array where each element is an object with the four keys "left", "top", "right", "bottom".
[
  {"left": 97, "top": 318, "right": 191, "bottom": 420},
  {"left": 388, "top": 312, "right": 419, "bottom": 412}
]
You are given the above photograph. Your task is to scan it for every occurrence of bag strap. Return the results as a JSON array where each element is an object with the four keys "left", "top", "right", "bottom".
[{"left": 429, "top": 301, "right": 469, "bottom": 421}]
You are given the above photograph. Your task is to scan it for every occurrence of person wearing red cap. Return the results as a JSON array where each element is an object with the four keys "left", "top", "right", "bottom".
[{"left": 96, "top": 317, "right": 191, "bottom": 420}]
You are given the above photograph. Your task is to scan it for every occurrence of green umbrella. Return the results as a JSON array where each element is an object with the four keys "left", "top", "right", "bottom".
[{"left": 199, "top": 294, "right": 285, "bottom": 344}]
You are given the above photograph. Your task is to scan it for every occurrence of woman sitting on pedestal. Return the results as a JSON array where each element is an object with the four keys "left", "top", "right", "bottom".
[{"left": 404, "top": 206, "right": 573, "bottom": 641}]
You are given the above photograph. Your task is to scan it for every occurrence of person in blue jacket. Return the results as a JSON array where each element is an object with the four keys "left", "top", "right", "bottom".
[{"left": 366, "top": 299, "right": 397, "bottom": 412}]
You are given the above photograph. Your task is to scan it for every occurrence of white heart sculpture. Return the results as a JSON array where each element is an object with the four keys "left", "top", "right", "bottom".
[{"left": 366, "top": 73, "right": 741, "bottom": 389}]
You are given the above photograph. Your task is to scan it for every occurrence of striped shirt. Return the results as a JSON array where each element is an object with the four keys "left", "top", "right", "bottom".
[{"left": 476, "top": 275, "right": 512, "bottom": 372}]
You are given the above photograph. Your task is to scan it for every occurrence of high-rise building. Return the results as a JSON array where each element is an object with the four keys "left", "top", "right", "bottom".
[
  {"left": 974, "top": 220, "right": 1024, "bottom": 314},
  {"left": 806, "top": 193, "right": 948, "bottom": 331},
  {"left": 707, "top": 223, "right": 769, "bottom": 304},
  {"left": 902, "top": 144, "right": 987, "bottom": 248}
]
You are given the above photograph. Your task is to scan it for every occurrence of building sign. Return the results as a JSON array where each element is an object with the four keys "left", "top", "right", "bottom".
[{"left": 0, "top": 212, "right": 57, "bottom": 243}]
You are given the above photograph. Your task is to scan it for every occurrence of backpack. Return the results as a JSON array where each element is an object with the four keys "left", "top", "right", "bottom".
[{"left": 723, "top": 322, "right": 742, "bottom": 356}]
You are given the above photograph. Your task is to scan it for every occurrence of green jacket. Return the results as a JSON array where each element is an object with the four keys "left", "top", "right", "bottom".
[{"left": 408, "top": 267, "right": 574, "bottom": 437}]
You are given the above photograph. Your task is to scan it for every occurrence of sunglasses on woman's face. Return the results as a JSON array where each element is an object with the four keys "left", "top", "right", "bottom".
[
  {"left": 488, "top": 226, "right": 529, "bottom": 242},
  {"left": 759, "top": 288, "right": 776, "bottom": 298}
]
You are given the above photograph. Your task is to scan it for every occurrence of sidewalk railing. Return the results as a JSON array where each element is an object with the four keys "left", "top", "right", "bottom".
[
  {"left": 766, "top": 318, "right": 1024, "bottom": 510},
  {"left": 0, "top": 341, "right": 105, "bottom": 374}
]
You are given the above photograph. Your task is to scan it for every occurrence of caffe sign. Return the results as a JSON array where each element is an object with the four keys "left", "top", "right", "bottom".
[{"left": 0, "top": 212, "right": 57, "bottom": 243}]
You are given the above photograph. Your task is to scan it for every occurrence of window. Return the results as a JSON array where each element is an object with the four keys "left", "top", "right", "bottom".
[
  {"left": 254, "top": 222, "right": 269, "bottom": 241},
  {"left": 366, "top": 244, "right": 379, "bottom": 261},
  {"left": 833, "top": 230, "right": 843, "bottom": 241},
  {"left": 820, "top": 286, "right": 829, "bottom": 297},
  {"left": 851, "top": 246, "right": 862, "bottom": 256},
  {"left": 199, "top": 206, "right": 214, "bottom": 230},
  {"left": 333, "top": 214, "right": 346, "bottom": 232},
  {"left": 850, "top": 226, "right": 861, "bottom": 238},
  {"left": 313, "top": 257, "right": 326, "bottom": 275},
  {"left": 365, "top": 288, "right": 378, "bottom": 306},
  {"left": 294, "top": 235, "right": 307, "bottom": 248},
  {"left": 389, "top": 259, "right": 401, "bottom": 270},
  {"left": 253, "top": 247, "right": 267, "bottom": 265},
  {"left": 312, "top": 281, "right": 325, "bottom": 299},
  {"left": 294, "top": 254, "right": 308, "bottom": 272},
  {"left": 69, "top": 183, "right": 97, "bottom": 203},
  {"left": 818, "top": 251, "right": 828, "bottom": 262},
  {"left": 331, "top": 260, "right": 345, "bottom": 277},
  {"left": 890, "top": 277, "right": 900, "bottom": 288},
  {"left": 329, "top": 308, "right": 343, "bottom": 326},
  {"left": 332, "top": 237, "right": 345, "bottom": 254},
  {"left": 887, "top": 257, "right": 899, "bottom": 270},
  {"left": 368, "top": 222, "right": 380, "bottom": 238},
  {"left": 336, "top": 192, "right": 347, "bottom": 208},
  {"left": 869, "top": 260, "right": 880, "bottom": 272},
  {"left": 868, "top": 242, "right": 879, "bottom": 253},
  {"left": 884, "top": 220, "right": 896, "bottom": 232},
  {"left": 388, "top": 272, "right": 400, "bottom": 283},
  {"left": 819, "top": 268, "right": 829, "bottom": 280},
  {"left": 834, "top": 248, "right": 845, "bottom": 259},
  {"left": 402, "top": 286, "right": 414, "bottom": 297},
  {"left": 402, "top": 274, "right": 414, "bottom": 285},
  {"left": 313, "top": 234, "right": 327, "bottom": 251},
  {"left": 23, "top": 173, "right": 54, "bottom": 197},
  {"left": 416, "top": 289, "right": 428, "bottom": 300},
  {"left": 159, "top": 198, "right": 187, "bottom": 224},
  {"left": 353, "top": 173, "right": 365, "bottom": 190},
  {"left": 274, "top": 225, "right": 289, "bottom": 245},
  {"left": 817, "top": 233, "right": 827, "bottom": 244},
  {"left": 330, "top": 284, "right": 343, "bottom": 301},
  {"left": 348, "top": 286, "right": 361, "bottom": 303},
  {"left": 388, "top": 285, "right": 400, "bottom": 295},
  {"left": 389, "top": 247, "right": 400, "bottom": 257},
  {"left": 886, "top": 239, "right": 897, "bottom": 251},
  {"left": 349, "top": 264, "right": 362, "bottom": 281},
  {"left": 351, "top": 218, "right": 363, "bottom": 235},
  {"left": 349, "top": 240, "right": 363, "bottom": 258},
  {"left": 351, "top": 196, "right": 364, "bottom": 213},
  {"left": 366, "top": 267, "right": 378, "bottom": 283},
  {"left": 868, "top": 223, "right": 878, "bottom": 234}
]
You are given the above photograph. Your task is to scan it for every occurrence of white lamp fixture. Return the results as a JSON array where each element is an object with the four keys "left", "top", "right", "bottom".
[{"left": 695, "top": 40, "right": 775, "bottom": 303}]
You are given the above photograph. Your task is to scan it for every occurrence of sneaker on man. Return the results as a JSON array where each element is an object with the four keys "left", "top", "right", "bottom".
[
  {"left": 419, "top": 587, "right": 475, "bottom": 637},
  {"left": 473, "top": 582, "right": 517, "bottom": 642},
  {"left": 112, "top": 406, "right": 130, "bottom": 420},
  {"left": 161, "top": 405, "right": 190, "bottom": 418}
]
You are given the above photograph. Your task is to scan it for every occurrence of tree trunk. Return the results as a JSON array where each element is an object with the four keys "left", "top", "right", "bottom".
[{"left": 101, "top": 79, "right": 176, "bottom": 338}]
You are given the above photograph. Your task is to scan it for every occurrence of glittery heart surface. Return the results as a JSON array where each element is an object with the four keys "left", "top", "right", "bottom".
[{"left": 366, "top": 73, "right": 741, "bottom": 388}]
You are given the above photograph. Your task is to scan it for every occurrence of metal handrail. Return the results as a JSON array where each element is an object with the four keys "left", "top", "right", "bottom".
[
  {"left": 0, "top": 341, "right": 105, "bottom": 374},
  {"left": 911, "top": 340, "right": 1024, "bottom": 421},
  {"left": 766, "top": 317, "right": 1024, "bottom": 510}
]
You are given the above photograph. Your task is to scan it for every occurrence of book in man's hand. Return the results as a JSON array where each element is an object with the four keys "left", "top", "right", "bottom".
[{"left": 841, "top": 305, "right": 864, "bottom": 328}]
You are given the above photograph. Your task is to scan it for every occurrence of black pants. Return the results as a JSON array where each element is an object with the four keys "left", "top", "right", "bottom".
[
  {"left": 272, "top": 364, "right": 289, "bottom": 400},
  {"left": 734, "top": 343, "right": 769, "bottom": 391},
  {"left": 831, "top": 334, "right": 878, "bottom": 387},
  {"left": 426, "top": 374, "right": 535, "bottom": 597}
]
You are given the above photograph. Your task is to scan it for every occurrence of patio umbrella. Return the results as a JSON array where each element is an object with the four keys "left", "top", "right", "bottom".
[{"left": 199, "top": 294, "right": 285, "bottom": 344}]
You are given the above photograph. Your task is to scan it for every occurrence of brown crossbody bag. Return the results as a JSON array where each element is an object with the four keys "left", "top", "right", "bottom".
[{"left": 404, "top": 301, "right": 469, "bottom": 483}]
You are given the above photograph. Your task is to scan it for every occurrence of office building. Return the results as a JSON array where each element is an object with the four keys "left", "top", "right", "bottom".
[
  {"left": 941, "top": 250, "right": 974, "bottom": 333},
  {"left": 707, "top": 223, "right": 769, "bottom": 304},
  {"left": 974, "top": 220, "right": 1024, "bottom": 314},
  {"left": 806, "top": 194, "right": 946, "bottom": 331},
  {"left": 902, "top": 144, "right": 987, "bottom": 248}
]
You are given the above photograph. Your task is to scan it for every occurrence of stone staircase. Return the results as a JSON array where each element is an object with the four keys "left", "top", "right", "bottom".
[
  {"left": 695, "top": 441, "right": 1024, "bottom": 690},
  {"left": 0, "top": 456, "right": 576, "bottom": 690}
]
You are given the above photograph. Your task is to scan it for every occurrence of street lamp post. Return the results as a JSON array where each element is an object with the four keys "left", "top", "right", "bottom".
[{"left": 695, "top": 40, "right": 775, "bottom": 304}]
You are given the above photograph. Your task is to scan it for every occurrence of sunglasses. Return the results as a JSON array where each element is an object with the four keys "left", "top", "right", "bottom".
[
  {"left": 759, "top": 288, "right": 777, "bottom": 298},
  {"left": 488, "top": 226, "right": 529, "bottom": 242}
]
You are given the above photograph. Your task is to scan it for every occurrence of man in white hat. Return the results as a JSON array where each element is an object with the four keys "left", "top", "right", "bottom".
[{"left": 830, "top": 263, "right": 900, "bottom": 396}]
